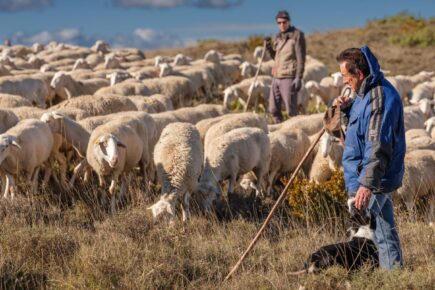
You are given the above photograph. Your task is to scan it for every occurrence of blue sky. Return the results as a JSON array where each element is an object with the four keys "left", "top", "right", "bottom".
[{"left": 0, "top": 0, "right": 434, "bottom": 49}]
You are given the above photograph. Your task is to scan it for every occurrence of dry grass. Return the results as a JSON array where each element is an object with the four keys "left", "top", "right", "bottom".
[{"left": 0, "top": 176, "right": 433, "bottom": 289}]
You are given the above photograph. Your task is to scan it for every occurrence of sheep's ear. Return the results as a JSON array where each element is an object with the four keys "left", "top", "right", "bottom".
[
  {"left": 11, "top": 140, "right": 21, "bottom": 149},
  {"left": 117, "top": 141, "right": 127, "bottom": 148},
  {"left": 94, "top": 137, "right": 104, "bottom": 145}
]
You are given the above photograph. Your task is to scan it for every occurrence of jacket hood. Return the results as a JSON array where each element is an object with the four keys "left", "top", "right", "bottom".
[{"left": 360, "top": 45, "right": 383, "bottom": 87}]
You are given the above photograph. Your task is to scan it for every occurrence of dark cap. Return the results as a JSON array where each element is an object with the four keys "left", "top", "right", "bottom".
[{"left": 276, "top": 10, "right": 290, "bottom": 21}]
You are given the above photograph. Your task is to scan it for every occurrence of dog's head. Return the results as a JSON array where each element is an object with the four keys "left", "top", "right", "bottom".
[{"left": 346, "top": 197, "right": 376, "bottom": 240}]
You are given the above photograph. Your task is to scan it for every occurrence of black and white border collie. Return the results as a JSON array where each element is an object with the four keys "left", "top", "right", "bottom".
[{"left": 289, "top": 197, "right": 379, "bottom": 275}]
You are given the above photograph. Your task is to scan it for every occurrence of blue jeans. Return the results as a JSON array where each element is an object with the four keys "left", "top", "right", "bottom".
[{"left": 368, "top": 192, "right": 403, "bottom": 270}]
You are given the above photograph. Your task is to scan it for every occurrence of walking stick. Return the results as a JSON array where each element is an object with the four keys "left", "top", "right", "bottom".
[
  {"left": 244, "top": 40, "right": 267, "bottom": 113},
  {"left": 224, "top": 127, "right": 326, "bottom": 281}
]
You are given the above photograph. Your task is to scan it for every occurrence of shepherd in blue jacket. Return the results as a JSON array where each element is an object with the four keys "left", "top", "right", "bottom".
[{"left": 333, "top": 45, "right": 405, "bottom": 270}]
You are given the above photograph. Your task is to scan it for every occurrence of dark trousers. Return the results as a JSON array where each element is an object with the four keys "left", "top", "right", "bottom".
[{"left": 268, "top": 78, "right": 298, "bottom": 123}]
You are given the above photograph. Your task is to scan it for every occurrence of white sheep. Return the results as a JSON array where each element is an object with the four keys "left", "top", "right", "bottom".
[
  {"left": 303, "top": 56, "right": 329, "bottom": 83},
  {"left": 91, "top": 40, "right": 110, "bottom": 54},
  {"left": 223, "top": 75, "right": 272, "bottom": 109},
  {"left": 148, "top": 123, "right": 203, "bottom": 224},
  {"left": 0, "top": 93, "right": 32, "bottom": 108},
  {"left": 203, "top": 112, "right": 268, "bottom": 149},
  {"left": 197, "top": 127, "right": 271, "bottom": 210},
  {"left": 239, "top": 60, "right": 274, "bottom": 79},
  {"left": 204, "top": 50, "right": 221, "bottom": 64},
  {"left": 172, "top": 53, "right": 192, "bottom": 66},
  {"left": 0, "top": 75, "right": 48, "bottom": 108},
  {"left": 86, "top": 116, "right": 151, "bottom": 212},
  {"left": 0, "top": 109, "right": 19, "bottom": 133},
  {"left": 305, "top": 76, "right": 341, "bottom": 111},
  {"left": 268, "top": 113, "right": 324, "bottom": 136},
  {"left": 409, "top": 81, "right": 435, "bottom": 105},
  {"left": 309, "top": 133, "right": 344, "bottom": 183},
  {"left": 50, "top": 71, "right": 109, "bottom": 100},
  {"left": 265, "top": 128, "right": 312, "bottom": 194},
  {"left": 404, "top": 105, "right": 426, "bottom": 131},
  {"left": 195, "top": 114, "right": 233, "bottom": 143},
  {"left": 72, "top": 58, "right": 91, "bottom": 70},
  {"left": 396, "top": 149, "right": 435, "bottom": 221},
  {"left": 107, "top": 71, "right": 133, "bottom": 86},
  {"left": 0, "top": 119, "right": 53, "bottom": 199},
  {"left": 405, "top": 129, "right": 435, "bottom": 152},
  {"left": 103, "top": 53, "right": 122, "bottom": 70},
  {"left": 253, "top": 46, "right": 272, "bottom": 63}
]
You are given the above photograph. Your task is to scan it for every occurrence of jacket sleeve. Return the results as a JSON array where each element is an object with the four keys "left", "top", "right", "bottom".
[
  {"left": 358, "top": 86, "right": 395, "bottom": 192},
  {"left": 295, "top": 30, "right": 306, "bottom": 80}
]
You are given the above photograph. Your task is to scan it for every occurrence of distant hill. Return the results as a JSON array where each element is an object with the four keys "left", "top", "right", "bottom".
[{"left": 147, "top": 13, "right": 434, "bottom": 76}]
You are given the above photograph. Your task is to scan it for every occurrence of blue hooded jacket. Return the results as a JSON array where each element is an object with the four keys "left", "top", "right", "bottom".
[{"left": 342, "top": 45, "right": 406, "bottom": 195}]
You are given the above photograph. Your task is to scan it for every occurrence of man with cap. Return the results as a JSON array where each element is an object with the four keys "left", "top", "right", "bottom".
[{"left": 265, "top": 10, "right": 306, "bottom": 123}]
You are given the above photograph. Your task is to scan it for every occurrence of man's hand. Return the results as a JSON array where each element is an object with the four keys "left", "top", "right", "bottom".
[
  {"left": 293, "top": 78, "right": 302, "bottom": 92},
  {"left": 264, "top": 36, "right": 272, "bottom": 45},
  {"left": 332, "top": 94, "right": 352, "bottom": 109},
  {"left": 354, "top": 186, "right": 372, "bottom": 210}
]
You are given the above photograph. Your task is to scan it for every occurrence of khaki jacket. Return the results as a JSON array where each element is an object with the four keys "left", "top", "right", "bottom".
[{"left": 269, "top": 26, "right": 306, "bottom": 79}]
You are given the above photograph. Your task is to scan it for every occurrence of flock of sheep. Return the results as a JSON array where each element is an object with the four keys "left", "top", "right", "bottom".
[{"left": 0, "top": 40, "right": 434, "bottom": 224}]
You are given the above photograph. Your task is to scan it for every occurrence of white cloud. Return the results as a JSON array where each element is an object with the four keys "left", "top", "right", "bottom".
[
  {"left": 112, "top": 0, "right": 243, "bottom": 9},
  {"left": 0, "top": 0, "right": 52, "bottom": 12},
  {"left": 8, "top": 27, "right": 188, "bottom": 50}
]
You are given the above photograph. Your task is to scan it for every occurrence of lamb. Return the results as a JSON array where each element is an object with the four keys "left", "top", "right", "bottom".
[
  {"left": 305, "top": 77, "right": 341, "bottom": 111},
  {"left": 51, "top": 94, "right": 137, "bottom": 116},
  {"left": 86, "top": 116, "right": 152, "bottom": 212},
  {"left": 409, "top": 81, "right": 435, "bottom": 105},
  {"left": 128, "top": 94, "right": 173, "bottom": 113},
  {"left": 172, "top": 53, "right": 192, "bottom": 66},
  {"left": 253, "top": 46, "right": 272, "bottom": 63},
  {"left": 239, "top": 60, "right": 274, "bottom": 78},
  {"left": 268, "top": 113, "right": 324, "bottom": 136},
  {"left": 220, "top": 59, "right": 243, "bottom": 85},
  {"left": 223, "top": 75, "right": 272, "bottom": 110},
  {"left": 50, "top": 71, "right": 109, "bottom": 100},
  {"left": 309, "top": 133, "right": 344, "bottom": 183},
  {"left": 405, "top": 129, "right": 435, "bottom": 152},
  {"left": 197, "top": 127, "right": 271, "bottom": 210},
  {"left": 0, "top": 109, "right": 19, "bottom": 133},
  {"left": 107, "top": 71, "right": 133, "bottom": 86},
  {"left": 425, "top": 116, "right": 435, "bottom": 138},
  {"left": 196, "top": 114, "right": 233, "bottom": 143},
  {"left": 396, "top": 150, "right": 435, "bottom": 221},
  {"left": 41, "top": 112, "right": 91, "bottom": 188},
  {"left": 148, "top": 123, "right": 203, "bottom": 224},
  {"left": 204, "top": 50, "right": 221, "bottom": 64},
  {"left": 91, "top": 40, "right": 110, "bottom": 54},
  {"left": 203, "top": 112, "right": 268, "bottom": 149},
  {"left": 0, "top": 119, "right": 53, "bottom": 199},
  {"left": 72, "top": 58, "right": 91, "bottom": 70},
  {"left": 265, "top": 128, "right": 312, "bottom": 194},
  {"left": 303, "top": 56, "right": 329, "bottom": 83},
  {"left": 0, "top": 93, "right": 32, "bottom": 108},
  {"left": 404, "top": 106, "right": 426, "bottom": 131},
  {"left": 102, "top": 53, "right": 122, "bottom": 70},
  {"left": 0, "top": 75, "right": 48, "bottom": 108}
]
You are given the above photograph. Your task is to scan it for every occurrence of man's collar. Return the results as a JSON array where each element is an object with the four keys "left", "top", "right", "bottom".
[{"left": 356, "top": 75, "right": 373, "bottom": 98}]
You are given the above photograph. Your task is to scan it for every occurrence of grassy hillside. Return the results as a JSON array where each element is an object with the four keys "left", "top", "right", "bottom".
[{"left": 147, "top": 13, "right": 435, "bottom": 75}]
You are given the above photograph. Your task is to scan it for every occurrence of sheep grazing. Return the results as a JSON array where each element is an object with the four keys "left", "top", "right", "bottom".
[
  {"left": 239, "top": 60, "right": 274, "bottom": 79},
  {"left": 305, "top": 76, "right": 341, "bottom": 111},
  {"left": 0, "top": 75, "right": 49, "bottom": 108},
  {"left": 148, "top": 123, "right": 203, "bottom": 224},
  {"left": 223, "top": 76, "right": 272, "bottom": 110},
  {"left": 196, "top": 114, "right": 233, "bottom": 143},
  {"left": 0, "top": 119, "right": 53, "bottom": 199},
  {"left": 172, "top": 53, "right": 192, "bottom": 66},
  {"left": 91, "top": 40, "right": 110, "bottom": 54},
  {"left": 265, "top": 128, "right": 312, "bottom": 194},
  {"left": 405, "top": 129, "right": 435, "bottom": 152},
  {"left": 396, "top": 149, "right": 435, "bottom": 221},
  {"left": 409, "top": 81, "right": 435, "bottom": 105},
  {"left": 51, "top": 94, "right": 137, "bottom": 116},
  {"left": 50, "top": 72, "right": 109, "bottom": 100},
  {"left": 86, "top": 116, "right": 152, "bottom": 213},
  {"left": 103, "top": 53, "right": 122, "bottom": 69},
  {"left": 41, "top": 112, "right": 91, "bottom": 188},
  {"left": 268, "top": 113, "right": 324, "bottom": 136},
  {"left": 404, "top": 106, "right": 426, "bottom": 131},
  {"left": 0, "top": 109, "right": 19, "bottom": 133},
  {"left": 72, "top": 58, "right": 91, "bottom": 70},
  {"left": 197, "top": 127, "right": 271, "bottom": 210},
  {"left": 253, "top": 46, "right": 272, "bottom": 63},
  {"left": 204, "top": 112, "right": 268, "bottom": 149},
  {"left": 204, "top": 50, "right": 221, "bottom": 64},
  {"left": 309, "top": 133, "right": 344, "bottom": 183},
  {"left": 0, "top": 93, "right": 32, "bottom": 108},
  {"left": 303, "top": 56, "right": 329, "bottom": 83},
  {"left": 107, "top": 71, "right": 133, "bottom": 86}
]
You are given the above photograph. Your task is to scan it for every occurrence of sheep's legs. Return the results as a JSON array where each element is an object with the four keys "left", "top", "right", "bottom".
[
  {"left": 6, "top": 174, "right": 15, "bottom": 200},
  {"left": 54, "top": 151, "right": 69, "bottom": 189},
  {"left": 31, "top": 167, "right": 40, "bottom": 195},
  {"left": 181, "top": 192, "right": 191, "bottom": 223},
  {"left": 70, "top": 159, "right": 89, "bottom": 187}
]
